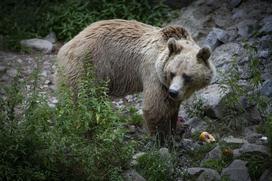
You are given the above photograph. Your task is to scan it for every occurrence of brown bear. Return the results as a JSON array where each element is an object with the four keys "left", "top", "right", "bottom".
[{"left": 57, "top": 19, "right": 215, "bottom": 138}]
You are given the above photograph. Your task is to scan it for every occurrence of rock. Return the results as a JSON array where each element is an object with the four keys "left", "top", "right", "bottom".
[
  {"left": 245, "top": 133, "right": 266, "bottom": 144},
  {"left": 210, "top": 43, "right": 248, "bottom": 81},
  {"left": 221, "top": 160, "right": 251, "bottom": 181},
  {"left": 179, "top": 138, "right": 200, "bottom": 151},
  {"left": 187, "top": 167, "right": 220, "bottom": 181},
  {"left": 160, "top": 0, "right": 194, "bottom": 9},
  {"left": 223, "top": 136, "right": 247, "bottom": 144},
  {"left": 258, "top": 50, "right": 269, "bottom": 59},
  {"left": 0, "top": 66, "right": 7, "bottom": 73},
  {"left": 44, "top": 80, "right": 52, "bottom": 85},
  {"left": 20, "top": 38, "right": 53, "bottom": 53},
  {"left": 232, "top": 9, "right": 246, "bottom": 20},
  {"left": 204, "top": 28, "right": 229, "bottom": 50},
  {"left": 128, "top": 125, "right": 136, "bottom": 133},
  {"left": 44, "top": 32, "right": 57, "bottom": 43},
  {"left": 122, "top": 169, "right": 146, "bottom": 181},
  {"left": 237, "top": 20, "right": 257, "bottom": 38},
  {"left": 132, "top": 152, "right": 146, "bottom": 160},
  {"left": 228, "top": 0, "right": 242, "bottom": 8},
  {"left": 260, "top": 15, "right": 272, "bottom": 33},
  {"left": 186, "top": 117, "right": 207, "bottom": 133},
  {"left": 259, "top": 169, "right": 272, "bottom": 181},
  {"left": 159, "top": 147, "right": 171, "bottom": 161},
  {"left": 190, "top": 84, "right": 229, "bottom": 119},
  {"left": 7, "top": 68, "right": 18, "bottom": 77},
  {"left": 260, "top": 80, "right": 272, "bottom": 97},
  {"left": 131, "top": 152, "right": 146, "bottom": 166},
  {"left": 235, "top": 142, "right": 271, "bottom": 157},
  {"left": 202, "top": 145, "right": 222, "bottom": 162}
]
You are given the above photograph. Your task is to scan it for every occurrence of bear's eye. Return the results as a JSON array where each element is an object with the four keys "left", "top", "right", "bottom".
[
  {"left": 170, "top": 72, "right": 176, "bottom": 79},
  {"left": 182, "top": 73, "right": 192, "bottom": 83}
]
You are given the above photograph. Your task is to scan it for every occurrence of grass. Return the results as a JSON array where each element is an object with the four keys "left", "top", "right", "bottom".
[
  {"left": 0, "top": 0, "right": 178, "bottom": 50},
  {"left": 0, "top": 62, "right": 135, "bottom": 180},
  {"left": 136, "top": 149, "right": 173, "bottom": 181}
]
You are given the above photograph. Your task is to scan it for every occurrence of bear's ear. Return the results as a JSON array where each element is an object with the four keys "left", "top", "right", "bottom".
[
  {"left": 161, "top": 26, "right": 190, "bottom": 41},
  {"left": 168, "top": 38, "right": 182, "bottom": 55},
  {"left": 197, "top": 47, "right": 211, "bottom": 65}
]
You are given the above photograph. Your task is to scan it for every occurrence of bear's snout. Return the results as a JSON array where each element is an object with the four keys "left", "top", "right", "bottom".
[{"left": 168, "top": 89, "right": 179, "bottom": 99}]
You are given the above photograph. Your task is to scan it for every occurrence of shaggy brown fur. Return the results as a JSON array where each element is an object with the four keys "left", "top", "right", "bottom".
[{"left": 57, "top": 19, "right": 215, "bottom": 137}]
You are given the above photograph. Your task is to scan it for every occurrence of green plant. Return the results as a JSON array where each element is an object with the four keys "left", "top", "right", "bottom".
[
  {"left": 127, "top": 107, "right": 144, "bottom": 126},
  {"left": 184, "top": 95, "right": 206, "bottom": 119},
  {"left": 137, "top": 150, "right": 173, "bottom": 181},
  {"left": 0, "top": 0, "right": 177, "bottom": 50},
  {"left": 239, "top": 153, "right": 271, "bottom": 180},
  {"left": 0, "top": 60, "right": 134, "bottom": 180}
]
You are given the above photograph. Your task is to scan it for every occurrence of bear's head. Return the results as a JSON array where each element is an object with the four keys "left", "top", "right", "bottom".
[{"left": 156, "top": 26, "right": 216, "bottom": 102}]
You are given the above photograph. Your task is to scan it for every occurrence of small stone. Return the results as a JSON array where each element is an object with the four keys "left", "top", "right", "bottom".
[
  {"left": 221, "top": 160, "right": 251, "bottom": 181},
  {"left": 41, "top": 70, "right": 48, "bottom": 77},
  {"left": 223, "top": 136, "right": 247, "bottom": 144},
  {"left": 0, "top": 66, "right": 6, "bottom": 73},
  {"left": 238, "top": 142, "right": 270, "bottom": 157},
  {"left": 204, "top": 28, "right": 229, "bottom": 50},
  {"left": 260, "top": 15, "right": 272, "bottom": 33},
  {"left": 122, "top": 169, "right": 146, "bottom": 181},
  {"left": 45, "top": 80, "right": 52, "bottom": 85},
  {"left": 186, "top": 117, "right": 208, "bottom": 133},
  {"left": 237, "top": 20, "right": 257, "bottom": 38},
  {"left": 180, "top": 138, "right": 200, "bottom": 151},
  {"left": 202, "top": 145, "right": 222, "bottom": 162},
  {"left": 187, "top": 167, "right": 220, "bottom": 181},
  {"left": 16, "top": 58, "right": 23, "bottom": 63},
  {"left": 49, "top": 96, "right": 58, "bottom": 104},
  {"left": 260, "top": 169, "right": 272, "bottom": 181},
  {"left": 44, "top": 32, "right": 57, "bottom": 43},
  {"left": 132, "top": 152, "right": 146, "bottom": 160},
  {"left": 159, "top": 147, "right": 171, "bottom": 161},
  {"left": 245, "top": 133, "right": 265, "bottom": 144},
  {"left": 258, "top": 50, "right": 269, "bottom": 59},
  {"left": 7, "top": 68, "right": 18, "bottom": 77},
  {"left": 20, "top": 38, "right": 53, "bottom": 53},
  {"left": 228, "top": 0, "right": 242, "bottom": 8},
  {"left": 260, "top": 80, "right": 272, "bottom": 97},
  {"left": 232, "top": 9, "right": 245, "bottom": 20},
  {"left": 128, "top": 125, "right": 136, "bottom": 133}
]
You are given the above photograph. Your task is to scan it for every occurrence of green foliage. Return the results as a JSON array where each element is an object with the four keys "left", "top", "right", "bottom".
[
  {"left": 127, "top": 107, "right": 144, "bottom": 126},
  {"left": 201, "top": 159, "right": 228, "bottom": 173},
  {"left": 137, "top": 150, "right": 173, "bottom": 181},
  {"left": 0, "top": 0, "right": 177, "bottom": 50},
  {"left": 218, "top": 44, "right": 271, "bottom": 133},
  {"left": 184, "top": 95, "right": 206, "bottom": 119},
  {"left": 0, "top": 63, "right": 134, "bottom": 180},
  {"left": 239, "top": 153, "right": 271, "bottom": 180},
  {"left": 186, "top": 143, "right": 216, "bottom": 166}
]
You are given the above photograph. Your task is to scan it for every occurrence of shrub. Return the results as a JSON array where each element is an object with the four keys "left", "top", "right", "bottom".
[
  {"left": 0, "top": 0, "right": 177, "bottom": 50},
  {"left": 0, "top": 62, "right": 134, "bottom": 180}
]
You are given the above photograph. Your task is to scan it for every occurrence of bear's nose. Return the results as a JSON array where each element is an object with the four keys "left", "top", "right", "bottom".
[{"left": 168, "top": 89, "right": 179, "bottom": 98}]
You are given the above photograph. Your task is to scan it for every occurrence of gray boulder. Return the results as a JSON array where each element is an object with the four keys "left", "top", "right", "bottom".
[
  {"left": 204, "top": 28, "right": 229, "bottom": 50},
  {"left": 44, "top": 32, "right": 57, "bottom": 43},
  {"left": 186, "top": 117, "right": 208, "bottom": 133},
  {"left": 260, "top": 80, "right": 272, "bottom": 98},
  {"left": 201, "top": 145, "right": 222, "bottom": 165},
  {"left": 122, "top": 169, "right": 146, "bottom": 181},
  {"left": 260, "top": 169, "right": 272, "bottom": 181},
  {"left": 233, "top": 142, "right": 271, "bottom": 158},
  {"left": 20, "top": 38, "right": 53, "bottom": 53},
  {"left": 221, "top": 160, "right": 251, "bottom": 181},
  {"left": 187, "top": 167, "right": 220, "bottom": 181}
]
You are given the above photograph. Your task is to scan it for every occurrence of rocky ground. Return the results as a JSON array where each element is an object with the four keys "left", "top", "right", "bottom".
[{"left": 1, "top": 0, "right": 272, "bottom": 180}]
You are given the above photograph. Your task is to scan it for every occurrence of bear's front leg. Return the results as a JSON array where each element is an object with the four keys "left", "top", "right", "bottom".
[{"left": 143, "top": 84, "right": 180, "bottom": 140}]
